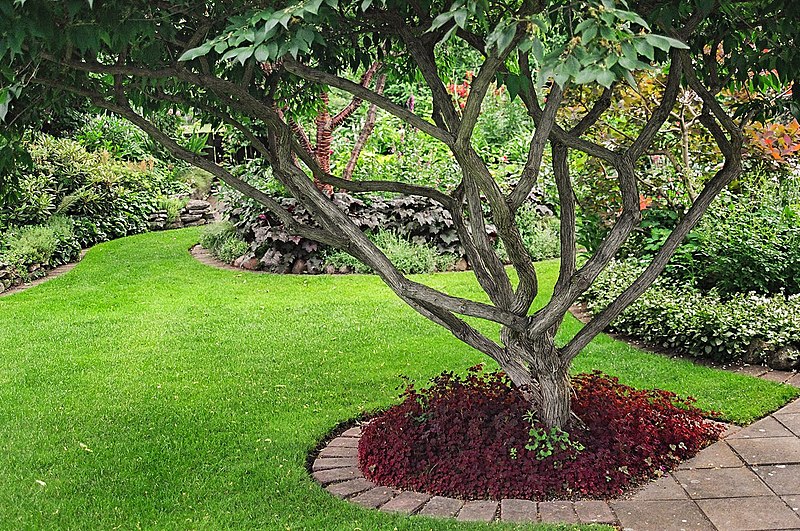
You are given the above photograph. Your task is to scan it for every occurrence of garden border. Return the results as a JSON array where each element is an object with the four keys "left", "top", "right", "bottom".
[{"left": 0, "top": 249, "right": 87, "bottom": 298}]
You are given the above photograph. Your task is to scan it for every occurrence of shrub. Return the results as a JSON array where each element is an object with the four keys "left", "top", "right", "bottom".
[
  {"left": 497, "top": 207, "right": 561, "bottom": 262},
  {"left": 359, "top": 367, "right": 721, "bottom": 500},
  {"left": 324, "top": 231, "right": 455, "bottom": 274},
  {"left": 0, "top": 216, "right": 80, "bottom": 273},
  {"left": 200, "top": 223, "right": 250, "bottom": 264},
  {"left": 581, "top": 259, "right": 800, "bottom": 366},
  {"left": 0, "top": 134, "right": 187, "bottom": 246}
]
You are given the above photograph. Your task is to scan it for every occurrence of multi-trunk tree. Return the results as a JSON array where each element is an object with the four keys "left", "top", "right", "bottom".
[{"left": 2, "top": 0, "right": 798, "bottom": 429}]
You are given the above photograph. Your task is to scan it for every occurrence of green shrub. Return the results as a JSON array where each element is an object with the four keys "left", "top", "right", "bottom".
[
  {"left": 155, "top": 196, "right": 188, "bottom": 223},
  {"left": 581, "top": 259, "right": 800, "bottom": 365},
  {"left": 0, "top": 216, "right": 80, "bottom": 272},
  {"left": 201, "top": 223, "right": 250, "bottom": 264},
  {"left": 325, "top": 231, "right": 455, "bottom": 274},
  {"left": 496, "top": 208, "right": 561, "bottom": 262},
  {"left": 1, "top": 134, "right": 188, "bottom": 246}
]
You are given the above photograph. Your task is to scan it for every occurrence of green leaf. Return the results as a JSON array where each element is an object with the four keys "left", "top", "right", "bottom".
[
  {"left": 595, "top": 68, "right": 616, "bottom": 88},
  {"left": 306, "top": 0, "right": 325, "bottom": 14},
  {"left": 645, "top": 34, "right": 688, "bottom": 52},
  {"left": 634, "top": 38, "right": 655, "bottom": 60},
  {"left": 254, "top": 43, "right": 270, "bottom": 62},
  {"left": 429, "top": 12, "right": 452, "bottom": 32},
  {"left": 178, "top": 42, "right": 213, "bottom": 62},
  {"left": 531, "top": 38, "right": 544, "bottom": 63},
  {"left": 453, "top": 8, "right": 467, "bottom": 28}
]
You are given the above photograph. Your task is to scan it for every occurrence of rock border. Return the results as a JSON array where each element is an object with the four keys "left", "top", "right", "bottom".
[{"left": 0, "top": 250, "right": 87, "bottom": 298}]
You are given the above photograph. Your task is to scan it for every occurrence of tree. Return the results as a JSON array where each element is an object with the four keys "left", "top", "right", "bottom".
[{"left": 2, "top": 0, "right": 798, "bottom": 429}]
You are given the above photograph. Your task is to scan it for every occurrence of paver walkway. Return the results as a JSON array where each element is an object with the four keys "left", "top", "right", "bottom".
[{"left": 313, "top": 393, "right": 800, "bottom": 529}]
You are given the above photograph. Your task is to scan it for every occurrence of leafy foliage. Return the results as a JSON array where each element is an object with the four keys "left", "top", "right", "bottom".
[
  {"left": 324, "top": 230, "right": 455, "bottom": 274},
  {"left": 200, "top": 222, "right": 250, "bottom": 263},
  {"left": 0, "top": 215, "right": 81, "bottom": 276},
  {"left": 359, "top": 367, "right": 722, "bottom": 500},
  {"left": 582, "top": 258, "right": 800, "bottom": 365}
]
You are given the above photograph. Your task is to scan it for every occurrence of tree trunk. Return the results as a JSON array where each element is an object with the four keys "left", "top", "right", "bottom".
[{"left": 499, "top": 330, "right": 572, "bottom": 430}]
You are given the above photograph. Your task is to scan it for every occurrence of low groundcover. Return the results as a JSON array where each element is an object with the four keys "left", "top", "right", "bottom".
[{"left": 359, "top": 367, "right": 723, "bottom": 500}]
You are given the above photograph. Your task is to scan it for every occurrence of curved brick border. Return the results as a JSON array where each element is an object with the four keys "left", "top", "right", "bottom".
[
  {"left": 313, "top": 396, "right": 800, "bottom": 529},
  {"left": 0, "top": 249, "right": 87, "bottom": 298},
  {"left": 311, "top": 423, "right": 616, "bottom": 525}
]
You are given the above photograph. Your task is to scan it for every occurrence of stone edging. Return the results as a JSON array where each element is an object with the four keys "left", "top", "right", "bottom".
[
  {"left": 0, "top": 250, "right": 87, "bottom": 298},
  {"left": 311, "top": 424, "right": 616, "bottom": 525}
]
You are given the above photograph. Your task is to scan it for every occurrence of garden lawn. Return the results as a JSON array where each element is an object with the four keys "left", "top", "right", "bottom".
[{"left": 0, "top": 229, "right": 795, "bottom": 530}]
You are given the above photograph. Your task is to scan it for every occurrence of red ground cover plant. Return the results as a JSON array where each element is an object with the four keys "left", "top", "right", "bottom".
[{"left": 358, "top": 366, "right": 723, "bottom": 500}]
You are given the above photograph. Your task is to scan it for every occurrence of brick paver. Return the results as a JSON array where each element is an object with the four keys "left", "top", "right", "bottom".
[
  {"left": 456, "top": 500, "right": 497, "bottom": 522},
  {"left": 379, "top": 491, "right": 430, "bottom": 514},
  {"left": 678, "top": 442, "right": 743, "bottom": 469},
  {"left": 328, "top": 437, "right": 359, "bottom": 448},
  {"left": 417, "top": 496, "right": 463, "bottom": 518},
  {"left": 350, "top": 486, "right": 397, "bottom": 508},
  {"left": 312, "top": 467, "right": 362, "bottom": 485},
  {"left": 538, "top": 501, "right": 577, "bottom": 524},
  {"left": 611, "top": 500, "right": 714, "bottom": 530},
  {"left": 775, "top": 412, "right": 800, "bottom": 436},
  {"left": 573, "top": 500, "right": 616, "bottom": 524},
  {"left": 326, "top": 478, "right": 374, "bottom": 498},
  {"left": 499, "top": 499, "right": 537, "bottom": 523},
  {"left": 312, "top": 457, "right": 358, "bottom": 470},
  {"left": 727, "top": 415, "right": 796, "bottom": 438},
  {"left": 673, "top": 467, "right": 773, "bottom": 498},
  {"left": 728, "top": 436, "right": 800, "bottom": 465},
  {"left": 753, "top": 464, "right": 800, "bottom": 494},
  {"left": 696, "top": 496, "right": 800, "bottom": 530},
  {"left": 629, "top": 474, "right": 689, "bottom": 500}
]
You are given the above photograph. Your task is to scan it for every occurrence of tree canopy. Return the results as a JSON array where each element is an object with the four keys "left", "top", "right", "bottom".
[{"left": 2, "top": 0, "right": 798, "bottom": 428}]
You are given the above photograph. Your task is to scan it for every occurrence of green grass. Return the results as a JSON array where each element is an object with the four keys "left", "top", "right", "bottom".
[{"left": 0, "top": 229, "right": 795, "bottom": 530}]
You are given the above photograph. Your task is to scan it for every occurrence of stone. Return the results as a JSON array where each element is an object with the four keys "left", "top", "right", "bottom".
[
  {"left": 538, "top": 501, "right": 577, "bottom": 523},
  {"left": 324, "top": 265, "right": 336, "bottom": 275},
  {"left": 318, "top": 446, "right": 358, "bottom": 458},
  {"left": 379, "top": 491, "right": 430, "bottom": 514},
  {"left": 454, "top": 258, "right": 469, "bottom": 271},
  {"left": 180, "top": 214, "right": 204, "bottom": 223},
  {"left": 232, "top": 255, "right": 246, "bottom": 268},
  {"left": 327, "top": 437, "right": 359, "bottom": 448},
  {"left": 778, "top": 398, "right": 800, "bottom": 414},
  {"left": 499, "top": 499, "right": 537, "bottom": 523},
  {"left": 728, "top": 436, "right": 800, "bottom": 465},
  {"left": 673, "top": 467, "right": 773, "bottom": 498},
  {"left": 28, "top": 263, "right": 40, "bottom": 273},
  {"left": 736, "top": 364, "right": 770, "bottom": 377},
  {"left": 573, "top": 500, "right": 616, "bottom": 524},
  {"left": 350, "top": 486, "right": 397, "bottom": 509},
  {"left": 0, "top": 283, "right": 5, "bottom": 294},
  {"left": 630, "top": 474, "right": 689, "bottom": 501},
  {"left": 186, "top": 199, "right": 211, "bottom": 210},
  {"left": 418, "top": 496, "right": 463, "bottom": 518},
  {"left": 782, "top": 495, "right": 799, "bottom": 512},
  {"left": 775, "top": 413, "right": 800, "bottom": 437},
  {"left": 312, "top": 467, "right": 362, "bottom": 486},
  {"left": 337, "top": 265, "right": 351, "bottom": 274},
  {"left": 241, "top": 257, "right": 260, "bottom": 270},
  {"left": 325, "top": 478, "right": 374, "bottom": 498},
  {"left": 769, "top": 346, "right": 800, "bottom": 371},
  {"left": 761, "top": 370, "right": 795, "bottom": 383},
  {"left": 311, "top": 457, "right": 358, "bottom": 471},
  {"left": 0, "top": 269, "right": 8, "bottom": 279},
  {"left": 678, "top": 442, "right": 743, "bottom": 469},
  {"left": 727, "top": 416, "right": 795, "bottom": 438},
  {"left": 787, "top": 373, "right": 800, "bottom": 388},
  {"left": 456, "top": 500, "right": 497, "bottom": 522},
  {"left": 743, "top": 339, "right": 770, "bottom": 365},
  {"left": 696, "top": 496, "right": 800, "bottom": 530},
  {"left": 291, "top": 259, "right": 307, "bottom": 275},
  {"left": 340, "top": 426, "right": 362, "bottom": 437},
  {"left": 611, "top": 500, "right": 714, "bottom": 531},
  {"left": 753, "top": 464, "right": 800, "bottom": 494}
]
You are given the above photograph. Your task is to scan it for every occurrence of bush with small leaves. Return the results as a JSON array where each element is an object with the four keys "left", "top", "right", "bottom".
[{"left": 359, "top": 367, "right": 721, "bottom": 500}]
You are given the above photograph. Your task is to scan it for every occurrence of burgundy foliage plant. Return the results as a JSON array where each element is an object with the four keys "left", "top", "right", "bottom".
[{"left": 358, "top": 367, "right": 723, "bottom": 500}]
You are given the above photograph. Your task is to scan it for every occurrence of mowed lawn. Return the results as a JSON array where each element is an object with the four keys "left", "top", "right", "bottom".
[{"left": 0, "top": 229, "right": 796, "bottom": 530}]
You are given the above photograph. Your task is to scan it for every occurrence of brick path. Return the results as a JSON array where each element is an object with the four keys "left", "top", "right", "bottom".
[
  {"left": 0, "top": 250, "right": 87, "bottom": 298},
  {"left": 314, "top": 394, "right": 800, "bottom": 529}
]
